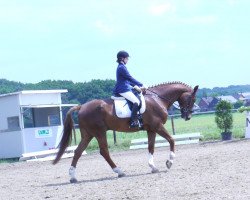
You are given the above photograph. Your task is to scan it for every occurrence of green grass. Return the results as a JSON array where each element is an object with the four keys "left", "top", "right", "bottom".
[
  {"left": 0, "top": 112, "right": 246, "bottom": 163},
  {"left": 72, "top": 129, "right": 148, "bottom": 153},
  {"left": 165, "top": 112, "right": 246, "bottom": 140},
  {"left": 71, "top": 112, "right": 246, "bottom": 153}
]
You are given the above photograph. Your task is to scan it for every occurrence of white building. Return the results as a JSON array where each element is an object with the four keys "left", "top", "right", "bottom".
[{"left": 0, "top": 90, "right": 76, "bottom": 159}]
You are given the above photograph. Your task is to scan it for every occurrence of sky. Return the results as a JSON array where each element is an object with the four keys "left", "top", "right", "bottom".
[{"left": 0, "top": 0, "right": 249, "bottom": 89}]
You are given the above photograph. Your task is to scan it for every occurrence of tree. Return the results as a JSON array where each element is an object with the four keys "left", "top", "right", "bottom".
[
  {"left": 234, "top": 100, "right": 244, "bottom": 109},
  {"left": 202, "top": 91, "right": 207, "bottom": 98}
]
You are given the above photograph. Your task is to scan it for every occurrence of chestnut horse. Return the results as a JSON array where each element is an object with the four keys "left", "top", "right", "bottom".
[{"left": 53, "top": 82, "right": 199, "bottom": 183}]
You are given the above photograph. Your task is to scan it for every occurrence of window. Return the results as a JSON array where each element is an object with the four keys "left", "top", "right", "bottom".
[
  {"left": 7, "top": 116, "right": 20, "bottom": 130},
  {"left": 23, "top": 108, "right": 34, "bottom": 128},
  {"left": 48, "top": 114, "right": 60, "bottom": 126},
  {"left": 23, "top": 107, "right": 61, "bottom": 128}
]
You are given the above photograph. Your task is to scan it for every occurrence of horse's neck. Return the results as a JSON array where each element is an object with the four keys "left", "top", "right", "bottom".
[{"left": 152, "top": 84, "right": 188, "bottom": 107}]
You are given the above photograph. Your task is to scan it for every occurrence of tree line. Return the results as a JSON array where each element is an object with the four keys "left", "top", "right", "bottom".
[
  {"left": 199, "top": 85, "right": 250, "bottom": 98},
  {"left": 0, "top": 79, "right": 115, "bottom": 104},
  {"left": 1, "top": 78, "right": 250, "bottom": 104}
]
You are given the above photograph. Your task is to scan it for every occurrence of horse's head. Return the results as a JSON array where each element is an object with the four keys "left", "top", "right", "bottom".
[{"left": 178, "top": 85, "right": 199, "bottom": 121}]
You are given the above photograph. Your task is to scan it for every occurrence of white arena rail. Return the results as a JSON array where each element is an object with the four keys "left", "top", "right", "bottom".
[
  {"left": 130, "top": 132, "right": 202, "bottom": 150},
  {"left": 19, "top": 146, "right": 86, "bottom": 162}
]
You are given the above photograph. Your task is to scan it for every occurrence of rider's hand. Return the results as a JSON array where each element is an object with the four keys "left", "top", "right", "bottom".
[
  {"left": 133, "top": 85, "right": 142, "bottom": 92},
  {"left": 140, "top": 86, "right": 147, "bottom": 94}
]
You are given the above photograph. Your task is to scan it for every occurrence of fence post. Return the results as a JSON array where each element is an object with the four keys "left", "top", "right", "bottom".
[
  {"left": 171, "top": 116, "right": 175, "bottom": 135},
  {"left": 113, "top": 130, "right": 117, "bottom": 144}
]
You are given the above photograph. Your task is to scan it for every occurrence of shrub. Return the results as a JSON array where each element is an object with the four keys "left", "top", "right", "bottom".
[
  {"left": 238, "top": 106, "right": 250, "bottom": 113},
  {"left": 215, "top": 100, "right": 233, "bottom": 133}
]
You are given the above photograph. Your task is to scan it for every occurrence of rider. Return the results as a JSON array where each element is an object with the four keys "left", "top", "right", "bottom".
[{"left": 113, "top": 50, "right": 146, "bottom": 128}]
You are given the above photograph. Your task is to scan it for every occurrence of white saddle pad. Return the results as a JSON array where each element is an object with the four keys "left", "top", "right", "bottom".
[{"left": 111, "top": 94, "right": 146, "bottom": 118}]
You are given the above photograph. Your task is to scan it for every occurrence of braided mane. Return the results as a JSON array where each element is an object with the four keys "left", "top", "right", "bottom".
[{"left": 149, "top": 81, "right": 192, "bottom": 89}]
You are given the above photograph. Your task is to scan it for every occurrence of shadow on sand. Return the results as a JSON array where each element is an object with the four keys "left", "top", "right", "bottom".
[{"left": 45, "top": 169, "right": 168, "bottom": 187}]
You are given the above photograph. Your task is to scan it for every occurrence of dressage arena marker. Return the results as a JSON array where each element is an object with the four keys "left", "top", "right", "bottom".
[
  {"left": 130, "top": 132, "right": 202, "bottom": 150},
  {"left": 19, "top": 146, "right": 86, "bottom": 162}
]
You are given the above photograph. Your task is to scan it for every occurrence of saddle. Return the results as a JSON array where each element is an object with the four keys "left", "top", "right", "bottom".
[{"left": 111, "top": 90, "right": 146, "bottom": 118}]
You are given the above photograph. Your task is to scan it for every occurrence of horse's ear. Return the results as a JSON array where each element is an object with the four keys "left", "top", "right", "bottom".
[{"left": 192, "top": 85, "right": 199, "bottom": 96}]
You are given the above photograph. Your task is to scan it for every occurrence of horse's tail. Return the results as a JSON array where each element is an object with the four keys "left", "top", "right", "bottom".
[{"left": 53, "top": 105, "right": 81, "bottom": 165}]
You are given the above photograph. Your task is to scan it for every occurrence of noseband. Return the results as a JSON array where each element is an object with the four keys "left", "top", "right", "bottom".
[
  {"left": 180, "top": 107, "right": 193, "bottom": 115},
  {"left": 179, "top": 99, "right": 194, "bottom": 115}
]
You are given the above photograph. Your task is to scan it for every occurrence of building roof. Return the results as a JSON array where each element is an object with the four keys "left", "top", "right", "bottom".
[
  {"left": 242, "top": 92, "right": 250, "bottom": 96},
  {"left": 244, "top": 95, "right": 250, "bottom": 100},
  {"left": 199, "top": 97, "right": 216, "bottom": 106},
  {"left": 242, "top": 92, "right": 250, "bottom": 98},
  {"left": 0, "top": 90, "right": 68, "bottom": 98},
  {"left": 218, "top": 95, "right": 237, "bottom": 104}
]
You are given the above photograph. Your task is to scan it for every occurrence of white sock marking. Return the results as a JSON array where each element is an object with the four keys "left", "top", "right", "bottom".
[
  {"left": 69, "top": 166, "right": 76, "bottom": 179},
  {"left": 170, "top": 151, "right": 175, "bottom": 162},
  {"left": 112, "top": 167, "right": 124, "bottom": 175}
]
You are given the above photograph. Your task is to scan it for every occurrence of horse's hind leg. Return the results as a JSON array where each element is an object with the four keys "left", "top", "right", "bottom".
[
  {"left": 69, "top": 133, "right": 93, "bottom": 183},
  {"left": 147, "top": 131, "right": 159, "bottom": 173},
  {"left": 96, "top": 133, "right": 126, "bottom": 178}
]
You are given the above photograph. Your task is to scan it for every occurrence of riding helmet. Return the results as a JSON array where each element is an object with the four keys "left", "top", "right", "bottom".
[{"left": 117, "top": 51, "right": 129, "bottom": 59}]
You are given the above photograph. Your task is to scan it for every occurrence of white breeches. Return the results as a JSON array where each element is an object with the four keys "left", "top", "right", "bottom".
[{"left": 119, "top": 91, "right": 140, "bottom": 105}]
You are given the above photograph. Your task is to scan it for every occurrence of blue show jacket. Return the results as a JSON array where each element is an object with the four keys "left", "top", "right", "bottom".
[{"left": 113, "top": 63, "right": 143, "bottom": 94}]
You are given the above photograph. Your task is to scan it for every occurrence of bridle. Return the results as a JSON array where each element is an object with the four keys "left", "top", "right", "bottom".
[{"left": 179, "top": 97, "right": 195, "bottom": 115}]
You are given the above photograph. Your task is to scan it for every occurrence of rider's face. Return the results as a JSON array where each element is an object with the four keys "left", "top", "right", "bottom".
[{"left": 123, "top": 57, "right": 129, "bottom": 64}]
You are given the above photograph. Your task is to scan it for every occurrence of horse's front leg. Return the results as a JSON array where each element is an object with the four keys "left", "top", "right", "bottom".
[
  {"left": 147, "top": 131, "right": 159, "bottom": 173},
  {"left": 157, "top": 125, "right": 175, "bottom": 169}
]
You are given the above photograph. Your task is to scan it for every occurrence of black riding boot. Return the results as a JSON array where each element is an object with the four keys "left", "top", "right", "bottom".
[{"left": 130, "top": 103, "right": 140, "bottom": 128}]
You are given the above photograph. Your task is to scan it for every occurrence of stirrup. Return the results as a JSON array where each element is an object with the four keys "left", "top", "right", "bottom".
[{"left": 129, "top": 120, "right": 140, "bottom": 128}]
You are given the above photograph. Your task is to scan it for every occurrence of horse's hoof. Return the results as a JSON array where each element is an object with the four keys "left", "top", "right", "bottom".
[
  {"left": 151, "top": 168, "right": 159, "bottom": 173},
  {"left": 166, "top": 160, "right": 173, "bottom": 169},
  {"left": 70, "top": 178, "right": 78, "bottom": 183},
  {"left": 118, "top": 172, "right": 126, "bottom": 178}
]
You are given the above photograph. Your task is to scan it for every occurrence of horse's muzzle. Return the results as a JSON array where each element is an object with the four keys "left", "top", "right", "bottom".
[{"left": 182, "top": 113, "right": 191, "bottom": 121}]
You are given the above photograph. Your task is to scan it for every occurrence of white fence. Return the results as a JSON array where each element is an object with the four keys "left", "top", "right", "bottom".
[
  {"left": 130, "top": 132, "right": 202, "bottom": 150},
  {"left": 246, "top": 112, "right": 250, "bottom": 138}
]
